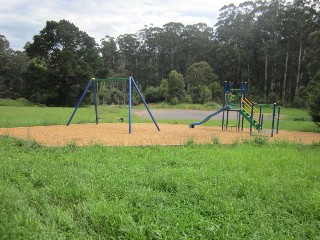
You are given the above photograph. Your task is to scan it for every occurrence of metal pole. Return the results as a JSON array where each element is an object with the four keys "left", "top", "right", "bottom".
[
  {"left": 67, "top": 79, "right": 92, "bottom": 126},
  {"left": 226, "top": 110, "right": 229, "bottom": 130},
  {"left": 271, "top": 103, "right": 276, "bottom": 137},
  {"left": 258, "top": 105, "right": 262, "bottom": 129},
  {"left": 222, "top": 110, "right": 225, "bottom": 131},
  {"left": 241, "top": 114, "right": 244, "bottom": 131},
  {"left": 131, "top": 77, "right": 160, "bottom": 131},
  {"left": 128, "top": 77, "right": 132, "bottom": 134},
  {"left": 222, "top": 81, "right": 227, "bottom": 130},
  {"left": 237, "top": 110, "right": 241, "bottom": 131},
  {"left": 93, "top": 81, "right": 99, "bottom": 124},
  {"left": 250, "top": 102, "right": 254, "bottom": 136},
  {"left": 276, "top": 106, "right": 281, "bottom": 134}
]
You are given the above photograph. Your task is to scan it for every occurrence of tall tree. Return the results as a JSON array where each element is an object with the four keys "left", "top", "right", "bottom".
[
  {"left": 25, "top": 20, "right": 99, "bottom": 106},
  {"left": 168, "top": 70, "right": 185, "bottom": 102},
  {"left": 99, "top": 36, "right": 119, "bottom": 76},
  {"left": 0, "top": 35, "right": 29, "bottom": 98},
  {"left": 185, "top": 61, "right": 219, "bottom": 103}
]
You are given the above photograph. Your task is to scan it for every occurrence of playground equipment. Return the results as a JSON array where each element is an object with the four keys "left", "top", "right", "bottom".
[
  {"left": 190, "top": 81, "right": 281, "bottom": 137},
  {"left": 67, "top": 76, "right": 160, "bottom": 134}
]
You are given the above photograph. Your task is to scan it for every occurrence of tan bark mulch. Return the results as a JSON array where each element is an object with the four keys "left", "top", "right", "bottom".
[{"left": 1, "top": 123, "right": 319, "bottom": 147}]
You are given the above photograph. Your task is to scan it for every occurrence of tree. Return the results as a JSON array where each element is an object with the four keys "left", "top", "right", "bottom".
[
  {"left": 25, "top": 20, "right": 99, "bottom": 106},
  {"left": 117, "top": 34, "right": 140, "bottom": 74},
  {"left": 0, "top": 35, "right": 29, "bottom": 98},
  {"left": 168, "top": 70, "right": 185, "bottom": 102},
  {"left": 306, "top": 70, "right": 320, "bottom": 126},
  {"left": 99, "top": 36, "right": 119, "bottom": 77},
  {"left": 159, "top": 79, "right": 169, "bottom": 102},
  {"left": 185, "top": 61, "right": 219, "bottom": 103}
]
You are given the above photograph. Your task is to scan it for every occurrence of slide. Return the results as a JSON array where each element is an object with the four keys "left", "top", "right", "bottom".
[
  {"left": 239, "top": 109, "right": 261, "bottom": 130},
  {"left": 189, "top": 106, "right": 230, "bottom": 128}
]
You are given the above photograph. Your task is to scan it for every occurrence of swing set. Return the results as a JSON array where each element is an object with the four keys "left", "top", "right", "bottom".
[{"left": 67, "top": 76, "right": 160, "bottom": 134}]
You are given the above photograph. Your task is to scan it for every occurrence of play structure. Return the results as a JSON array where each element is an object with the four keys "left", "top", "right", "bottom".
[
  {"left": 67, "top": 76, "right": 160, "bottom": 134},
  {"left": 190, "top": 81, "right": 281, "bottom": 137}
]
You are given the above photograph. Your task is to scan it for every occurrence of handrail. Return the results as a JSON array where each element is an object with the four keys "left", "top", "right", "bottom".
[{"left": 243, "top": 98, "right": 259, "bottom": 114}]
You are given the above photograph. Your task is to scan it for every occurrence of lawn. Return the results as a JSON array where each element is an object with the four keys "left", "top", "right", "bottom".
[
  {"left": 0, "top": 136, "right": 319, "bottom": 239},
  {"left": 0, "top": 101, "right": 319, "bottom": 132},
  {"left": 0, "top": 100, "right": 319, "bottom": 238}
]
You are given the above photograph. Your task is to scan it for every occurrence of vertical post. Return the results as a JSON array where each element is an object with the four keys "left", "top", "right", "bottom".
[
  {"left": 131, "top": 77, "right": 160, "bottom": 131},
  {"left": 241, "top": 114, "right": 244, "bottom": 131},
  {"left": 128, "top": 77, "right": 132, "bottom": 134},
  {"left": 258, "top": 105, "right": 262, "bottom": 129},
  {"left": 226, "top": 110, "right": 229, "bottom": 130},
  {"left": 237, "top": 110, "right": 241, "bottom": 131},
  {"left": 250, "top": 102, "right": 254, "bottom": 136},
  {"left": 240, "top": 82, "right": 243, "bottom": 109},
  {"left": 93, "top": 81, "right": 99, "bottom": 124},
  {"left": 276, "top": 106, "right": 281, "bottom": 134},
  {"left": 271, "top": 103, "right": 276, "bottom": 137},
  {"left": 67, "top": 79, "right": 92, "bottom": 126},
  {"left": 222, "top": 81, "right": 227, "bottom": 130}
]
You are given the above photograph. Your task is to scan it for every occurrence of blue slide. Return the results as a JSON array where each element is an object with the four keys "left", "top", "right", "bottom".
[{"left": 189, "top": 106, "right": 230, "bottom": 128}]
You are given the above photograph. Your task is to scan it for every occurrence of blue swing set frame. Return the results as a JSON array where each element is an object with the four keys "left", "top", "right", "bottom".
[{"left": 66, "top": 76, "right": 160, "bottom": 134}]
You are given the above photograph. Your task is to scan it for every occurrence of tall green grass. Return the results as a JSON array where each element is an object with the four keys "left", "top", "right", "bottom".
[
  {"left": 0, "top": 98, "right": 36, "bottom": 107},
  {"left": 0, "top": 136, "right": 319, "bottom": 239}
]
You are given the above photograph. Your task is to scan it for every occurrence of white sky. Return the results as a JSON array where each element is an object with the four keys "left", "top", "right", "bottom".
[{"left": 0, "top": 0, "right": 244, "bottom": 50}]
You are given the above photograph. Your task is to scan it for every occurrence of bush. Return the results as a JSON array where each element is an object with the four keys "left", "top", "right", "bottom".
[
  {"left": 144, "top": 86, "right": 163, "bottom": 103},
  {"left": 183, "top": 94, "right": 193, "bottom": 104},
  {"left": 110, "top": 88, "right": 124, "bottom": 105},
  {"left": 170, "top": 97, "right": 179, "bottom": 105},
  {"left": 306, "top": 71, "right": 320, "bottom": 126}
]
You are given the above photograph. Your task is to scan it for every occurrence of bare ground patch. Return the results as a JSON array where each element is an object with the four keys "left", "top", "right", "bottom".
[{"left": 0, "top": 123, "right": 319, "bottom": 146}]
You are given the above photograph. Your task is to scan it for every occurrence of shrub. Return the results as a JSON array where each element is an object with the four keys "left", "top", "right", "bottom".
[
  {"left": 170, "top": 97, "right": 179, "bottom": 105},
  {"left": 306, "top": 71, "right": 320, "bottom": 127}
]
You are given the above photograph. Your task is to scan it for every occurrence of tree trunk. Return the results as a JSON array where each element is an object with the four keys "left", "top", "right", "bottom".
[
  {"left": 282, "top": 40, "right": 289, "bottom": 106},
  {"left": 247, "top": 60, "right": 250, "bottom": 91},
  {"left": 264, "top": 52, "right": 268, "bottom": 100},
  {"left": 295, "top": 30, "right": 303, "bottom": 96}
]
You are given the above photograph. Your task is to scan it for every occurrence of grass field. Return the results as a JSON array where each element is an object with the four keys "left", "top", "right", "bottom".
[
  {"left": 0, "top": 136, "right": 319, "bottom": 239},
  {"left": 0, "top": 99, "right": 319, "bottom": 239},
  {"left": 0, "top": 101, "right": 319, "bottom": 132}
]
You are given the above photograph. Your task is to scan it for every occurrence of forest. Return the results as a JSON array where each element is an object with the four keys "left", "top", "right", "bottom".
[{"left": 0, "top": 0, "right": 319, "bottom": 124}]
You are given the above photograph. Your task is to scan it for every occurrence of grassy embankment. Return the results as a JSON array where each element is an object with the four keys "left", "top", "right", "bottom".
[{"left": 0, "top": 136, "right": 319, "bottom": 239}]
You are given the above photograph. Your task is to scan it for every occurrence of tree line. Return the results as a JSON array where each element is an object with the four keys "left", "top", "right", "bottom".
[{"left": 0, "top": 0, "right": 319, "bottom": 123}]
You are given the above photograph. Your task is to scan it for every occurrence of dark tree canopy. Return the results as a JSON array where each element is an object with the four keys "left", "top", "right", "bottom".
[{"left": 25, "top": 20, "right": 99, "bottom": 105}]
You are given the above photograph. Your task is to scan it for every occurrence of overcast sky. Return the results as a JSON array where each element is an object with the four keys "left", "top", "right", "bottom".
[{"left": 1, "top": 0, "right": 244, "bottom": 51}]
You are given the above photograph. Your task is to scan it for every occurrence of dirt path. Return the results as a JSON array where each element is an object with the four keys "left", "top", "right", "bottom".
[{"left": 0, "top": 123, "right": 319, "bottom": 146}]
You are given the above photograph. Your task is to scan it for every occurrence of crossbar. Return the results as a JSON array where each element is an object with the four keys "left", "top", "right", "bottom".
[{"left": 92, "top": 78, "right": 128, "bottom": 82}]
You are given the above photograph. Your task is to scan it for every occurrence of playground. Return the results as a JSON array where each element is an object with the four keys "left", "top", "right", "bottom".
[
  {"left": 1, "top": 121, "right": 319, "bottom": 146},
  {"left": 0, "top": 78, "right": 319, "bottom": 145}
]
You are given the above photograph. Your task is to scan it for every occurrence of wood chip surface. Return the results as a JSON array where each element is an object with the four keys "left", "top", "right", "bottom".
[{"left": 1, "top": 123, "right": 319, "bottom": 146}]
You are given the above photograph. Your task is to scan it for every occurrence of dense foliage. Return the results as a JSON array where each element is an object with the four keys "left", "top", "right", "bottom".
[{"left": 0, "top": 0, "right": 319, "bottom": 118}]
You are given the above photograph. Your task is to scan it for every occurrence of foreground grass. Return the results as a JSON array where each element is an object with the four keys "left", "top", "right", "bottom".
[{"left": 0, "top": 136, "right": 319, "bottom": 239}]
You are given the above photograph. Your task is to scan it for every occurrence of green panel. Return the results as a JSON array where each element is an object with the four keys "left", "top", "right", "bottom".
[{"left": 240, "top": 109, "right": 261, "bottom": 130}]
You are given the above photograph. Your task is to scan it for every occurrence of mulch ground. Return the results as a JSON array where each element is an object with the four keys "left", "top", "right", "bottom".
[{"left": 0, "top": 123, "right": 319, "bottom": 146}]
